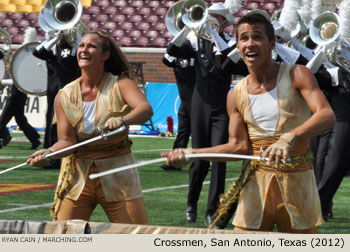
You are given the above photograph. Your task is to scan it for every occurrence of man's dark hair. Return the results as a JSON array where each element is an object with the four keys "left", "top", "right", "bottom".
[{"left": 235, "top": 14, "right": 275, "bottom": 42}]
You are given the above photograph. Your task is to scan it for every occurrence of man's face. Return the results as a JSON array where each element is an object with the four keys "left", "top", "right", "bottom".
[
  {"left": 209, "top": 14, "right": 227, "bottom": 33},
  {"left": 236, "top": 22, "right": 275, "bottom": 68}
]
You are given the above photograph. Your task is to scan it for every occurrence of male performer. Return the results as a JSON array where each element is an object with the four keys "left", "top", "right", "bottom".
[
  {"left": 0, "top": 83, "right": 41, "bottom": 149},
  {"left": 33, "top": 34, "right": 81, "bottom": 169},
  {"left": 166, "top": 3, "right": 246, "bottom": 226},
  {"left": 0, "top": 27, "right": 41, "bottom": 149},
  {"left": 309, "top": 0, "right": 350, "bottom": 221},
  {"left": 160, "top": 53, "right": 195, "bottom": 171},
  {"left": 163, "top": 10, "right": 335, "bottom": 233}
]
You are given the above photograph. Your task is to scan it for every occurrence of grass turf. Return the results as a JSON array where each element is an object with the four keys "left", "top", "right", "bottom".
[{"left": 0, "top": 133, "right": 349, "bottom": 233}]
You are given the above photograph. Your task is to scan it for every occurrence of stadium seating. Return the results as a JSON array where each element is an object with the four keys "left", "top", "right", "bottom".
[
  {"left": 127, "top": 14, "right": 143, "bottom": 26},
  {"left": 87, "top": 21, "right": 99, "bottom": 31},
  {"left": 113, "top": 0, "right": 127, "bottom": 10},
  {"left": 84, "top": 5, "right": 99, "bottom": 17},
  {"left": 1, "top": 0, "right": 285, "bottom": 48},
  {"left": 129, "top": 0, "right": 144, "bottom": 10},
  {"left": 119, "top": 22, "right": 133, "bottom": 33},
  {"left": 133, "top": 37, "right": 149, "bottom": 47},
  {"left": 129, "top": 29, "right": 141, "bottom": 41},
  {"left": 111, "top": 29, "right": 124, "bottom": 41},
  {"left": 119, "top": 6, "right": 134, "bottom": 18},
  {"left": 144, "top": 15, "right": 158, "bottom": 26},
  {"left": 17, "top": 19, "right": 30, "bottom": 31},
  {"left": 137, "top": 7, "right": 151, "bottom": 18},
  {"left": 94, "top": 0, "right": 109, "bottom": 9},
  {"left": 110, "top": 14, "right": 126, "bottom": 25},
  {"left": 94, "top": 14, "right": 108, "bottom": 25},
  {"left": 103, "top": 6, "right": 118, "bottom": 18},
  {"left": 101, "top": 21, "right": 116, "bottom": 33},
  {"left": 11, "top": 33, "right": 23, "bottom": 44},
  {"left": 134, "top": 22, "right": 150, "bottom": 34},
  {"left": 151, "top": 37, "right": 168, "bottom": 48},
  {"left": 144, "top": 30, "right": 158, "bottom": 41},
  {"left": 119, "top": 36, "right": 132, "bottom": 47},
  {"left": 262, "top": 3, "right": 278, "bottom": 14},
  {"left": 152, "top": 22, "right": 166, "bottom": 34},
  {"left": 147, "top": 1, "right": 160, "bottom": 11},
  {"left": 246, "top": 2, "right": 260, "bottom": 10}
]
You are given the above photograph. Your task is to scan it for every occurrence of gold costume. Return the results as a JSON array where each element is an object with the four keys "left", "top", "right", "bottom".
[
  {"left": 52, "top": 73, "right": 144, "bottom": 221},
  {"left": 232, "top": 64, "right": 324, "bottom": 230}
]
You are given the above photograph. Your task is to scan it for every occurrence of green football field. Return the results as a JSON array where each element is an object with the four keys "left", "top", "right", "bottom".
[{"left": 0, "top": 133, "right": 349, "bottom": 233}]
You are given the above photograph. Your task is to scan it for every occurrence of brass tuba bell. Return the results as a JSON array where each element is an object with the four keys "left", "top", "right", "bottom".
[
  {"left": 41, "top": 0, "right": 83, "bottom": 31},
  {"left": 38, "top": 0, "right": 89, "bottom": 48},
  {"left": 309, "top": 11, "right": 341, "bottom": 46},
  {"left": 182, "top": 0, "right": 208, "bottom": 29},
  {"left": 165, "top": 0, "right": 186, "bottom": 36}
]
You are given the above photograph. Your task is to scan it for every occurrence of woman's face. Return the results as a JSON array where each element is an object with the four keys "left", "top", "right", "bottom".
[{"left": 77, "top": 34, "right": 109, "bottom": 70}]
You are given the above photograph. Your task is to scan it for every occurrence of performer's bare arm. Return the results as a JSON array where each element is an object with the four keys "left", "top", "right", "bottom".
[
  {"left": 47, "top": 92, "right": 77, "bottom": 156},
  {"left": 288, "top": 64, "right": 335, "bottom": 140},
  {"left": 26, "top": 92, "right": 77, "bottom": 166},
  {"left": 262, "top": 64, "right": 336, "bottom": 167},
  {"left": 118, "top": 78, "right": 153, "bottom": 126},
  {"left": 162, "top": 89, "right": 250, "bottom": 163}
]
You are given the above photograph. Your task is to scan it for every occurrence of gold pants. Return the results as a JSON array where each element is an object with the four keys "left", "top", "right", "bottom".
[
  {"left": 56, "top": 167, "right": 148, "bottom": 224},
  {"left": 235, "top": 176, "right": 317, "bottom": 233}
]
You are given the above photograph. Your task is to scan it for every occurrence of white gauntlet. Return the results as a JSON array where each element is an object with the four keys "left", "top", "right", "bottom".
[
  {"left": 171, "top": 27, "right": 191, "bottom": 47},
  {"left": 205, "top": 23, "right": 229, "bottom": 52},
  {"left": 227, "top": 48, "right": 241, "bottom": 63}
]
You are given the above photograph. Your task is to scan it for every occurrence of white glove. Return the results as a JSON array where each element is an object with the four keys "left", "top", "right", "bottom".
[
  {"left": 306, "top": 47, "right": 327, "bottom": 74},
  {"left": 291, "top": 37, "right": 314, "bottom": 61},
  {"left": 171, "top": 27, "right": 191, "bottom": 47},
  {"left": 205, "top": 23, "right": 229, "bottom": 52},
  {"left": 275, "top": 42, "right": 300, "bottom": 64},
  {"left": 227, "top": 48, "right": 241, "bottom": 63}
]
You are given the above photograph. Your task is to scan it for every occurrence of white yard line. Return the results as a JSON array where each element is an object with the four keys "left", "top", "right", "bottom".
[
  {"left": 0, "top": 156, "right": 29, "bottom": 159},
  {"left": 0, "top": 203, "right": 52, "bottom": 213},
  {"left": 133, "top": 149, "right": 171, "bottom": 153},
  {"left": 0, "top": 178, "right": 237, "bottom": 214}
]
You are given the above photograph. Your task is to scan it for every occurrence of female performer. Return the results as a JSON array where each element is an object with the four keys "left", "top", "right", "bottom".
[{"left": 27, "top": 30, "right": 152, "bottom": 224}]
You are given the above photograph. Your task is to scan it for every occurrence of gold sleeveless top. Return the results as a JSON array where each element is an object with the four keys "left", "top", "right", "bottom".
[
  {"left": 232, "top": 64, "right": 324, "bottom": 229},
  {"left": 54, "top": 72, "right": 142, "bottom": 202}
]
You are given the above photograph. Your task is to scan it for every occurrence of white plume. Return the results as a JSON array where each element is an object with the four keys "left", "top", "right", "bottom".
[
  {"left": 224, "top": 0, "right": 243, "bottom": 14},
  {"left": 298, "top": 0, "right": 312, "bottom": 26},
  {"left": 339, "top": 0, "right": 350, "bottom": 41},
  {"left": 23, "top": 27, "right": 37, "bottom": 44},
  {"left": 311, "top": 0, "right": 322, "bottom": 20},
  {"left": 279, "top": 0, "right": 302, "bottom": 34}
]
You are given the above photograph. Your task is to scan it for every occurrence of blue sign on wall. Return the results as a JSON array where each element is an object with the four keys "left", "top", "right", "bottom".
[{"left": 142, "top": 82, "right": 180, "bottom": 132}]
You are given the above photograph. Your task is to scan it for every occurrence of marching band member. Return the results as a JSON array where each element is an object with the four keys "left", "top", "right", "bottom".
[
  {"left": 166, "top": 0, "right": 245, "bottom": 226},
  {"left": 0, "top": 27, "right": 41, "bottom": 150},
  {"left": 33, "top": 32, "right": 81, "bottom": 169},
  {"left": 160, "top": 53, "right": 195, "bottom": 171}
]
